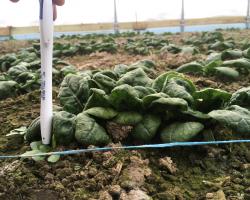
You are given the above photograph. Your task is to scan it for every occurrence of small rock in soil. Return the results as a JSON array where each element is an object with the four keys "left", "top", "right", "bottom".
[
  {"left": 241, "top": 163, "right": 250, "bottom": 170},
  {"left": 51, "top": 181, "right": 65, "bottom": 192},
  {"left": 88, "top": 167, "right": 98, "bottom": 178},
  {"left": 205, "top": 146, "right": 225, "bottom": 158},
  {"left": 99, "top": 191, "right": 113, "bottom": 200},
  {"left": 159, "top": 157, "right": 177, "bottom": 174},
  {"left": 45, "top": 173, "right": 54, "bottom": 182},
  {"left": 120, "top": 156, "right": 151, "bottom": 190},
  {"left": 120, "top": 189, "right": 151, "bottom": 200},
  {"left": 206, "top": 190, "right": 226, "bottom": 200}
]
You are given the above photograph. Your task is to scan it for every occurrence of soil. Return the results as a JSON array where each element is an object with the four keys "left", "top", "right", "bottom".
[
  {"left": 0, "top": 40, "right": 32, "bottom": 55},
  {"left": 0, "top": 30, "right": 250, "bottom": 200}
]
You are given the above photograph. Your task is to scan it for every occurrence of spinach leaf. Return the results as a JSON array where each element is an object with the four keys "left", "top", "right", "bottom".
[
  {"left": 109, "top": 84, "right": 142, "bottom": 111},
  {"left": 117, "top": 68, "right": 152, "bottom": 87},
  {"left": 75, "top": 113, "right": 110, "bottom": 146},
  {"left": 58, "top": 74, "right": 91, "bottom": 114},
  {"left": 53, "top": 111, "right": 76, "bottom": 145},
  {"left": 162, "top": 78, "right": 195, "bottom": 105},
  {"left": 229, "top": 87, "right": 250, "bottom": 107},
  {"left": 215, "top": 67, "right": 239, "bottom": 80},
  {"left": 84, "top": 88, "right": 110, "bottom": 110},
  {"left": 0, "top": 80, "right": 18, "bottom": 100},
  {"left": 84, "top": 107, "right": 118, "bottom": 120},
  {"left": 222, "top": 58, "right": 250, "bottom": 72},
  {"left": 161, "top": 122, "right": 204, "bottom": 142},
  {"left": 114, "top": 112, "right": 143, "bottom": 125},
  {"left": 133, "top": 114, "right": 161, "bottom": 142},
  {"left": 194, "top": 88, "right": 232, "bottom": 112},
  {"left": 92, "top": 71, "right": 117, "bottom": 93},
  {"left": 176, "top": 62, "right": 204, "bottom": 74},
  {"left": 145, "top": 97, "right": 188, "bottom": 113},
  {"left": 221, "top": 49, "right": 242, "bottom": 60},
  {"left": 209, "top": 105, "right": 250, "bottom": 134}
]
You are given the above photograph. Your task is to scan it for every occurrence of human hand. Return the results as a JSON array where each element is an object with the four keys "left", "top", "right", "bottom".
[{"left": 9, "top": 0, "right": 65, "bottom": 20}]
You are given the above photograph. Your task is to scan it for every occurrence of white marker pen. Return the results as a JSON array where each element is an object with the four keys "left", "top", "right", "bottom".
[{"left": 39, "top": 0, "right": 53, "bottom": 144}]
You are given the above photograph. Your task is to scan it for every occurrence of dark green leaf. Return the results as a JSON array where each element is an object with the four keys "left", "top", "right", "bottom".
[
  {"left": 162, "top": 79, "right": 195, "bottom": 105},
  {"left": 147, "top": 97, "right": 188, "bottom": 113},
  {"left": 209, "top": 105, "right": 250, "bottom": 133},
  {"left": 92, "top": 71, "right": 117, "bottom": 93},
  {"left": 85, "top": 107, "right": 118, "bottom": 120},
  {"left": 194, "top": 88, "right": 232, "bottom": 112},
  {"left": 114, "top": 112, "right": 143, "bottom": 125},
  {"left": 133, "top": 114, "right": 161, "bottom": 142},
  {"left": 114, "top": 64, "right": 129, "bottom": 77},
  {"left": 176, "top": 62, "right": 204, "bottom": 74},
  {"left": 117, "top": 68, "right": 152, "bottom": 87},
  {"left": 134, "top": 86, "right": 156, "bottom": 98},
  {"left": 109, "top": 84, "right": 142, "bottom": 111},
  {"left": 25, "top": 117, "right": 41, "bottom": 142},
  {"left": 222, "top": 58, "right": 250, "bottom": 71},
  {"left": 60, "top": 65, "right": 77, "bottom": 76},
  {"left": 243, "top": 47, "right": 250, "bottom": 59},
  {"left": 58, "top": 74, "right": 91, "bottom": 114},
  {"left": 53, "top": 111, "right": 76, "bottom": 145},
  {"left": 152, "top": 71, "right": 183, "bottom": 92},
  {"left": 7, "top": 64, "right": 28, "bottom": 79},
  {"left": 84, "top": 88, "right": 110, "bottom": 110},
  {"left": 142, "top": 93, "right": 170, "bottom": 109},
  {"left": 161, "top": 122, "right": 204, "bottom": 142},
  {"left": 221, "top": 49, "right": 242, "bottom": 60},
  {"left": 75, "top": 113, "right": 110, "bottom": 146},
  {"left": 203, "top": 60, "right": 221, "bottom": 75},
  {"left": 0, "top": 80, "right": 18, "bottom": 100},
  {"left": 229, "top": 86, "right": 250, "bottom": 107}
]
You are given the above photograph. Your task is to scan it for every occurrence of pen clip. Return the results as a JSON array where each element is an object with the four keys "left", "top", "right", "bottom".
[{"left": 39, "top": 0, "right": 44, "bottom": 20}]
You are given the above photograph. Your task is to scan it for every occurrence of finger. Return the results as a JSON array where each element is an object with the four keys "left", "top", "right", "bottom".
[
  {"left": 52, "top": 0, "right": 65, "bottom": 6},
  {"left": 53, "top": 4, "right": 57, "bottom": 20},
  {"left": 10, "top": 0, "right": 19, "bottom": 2}
]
